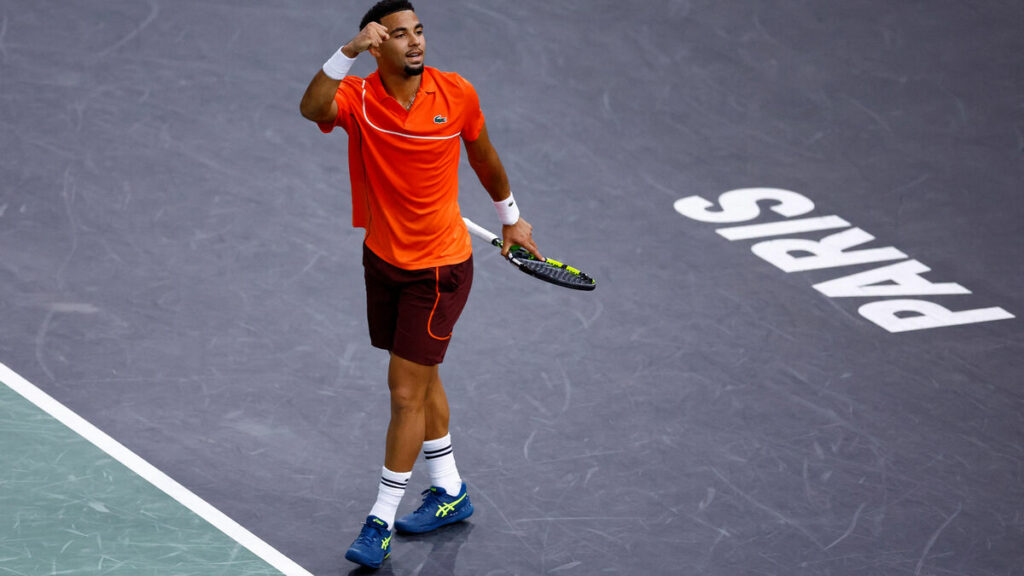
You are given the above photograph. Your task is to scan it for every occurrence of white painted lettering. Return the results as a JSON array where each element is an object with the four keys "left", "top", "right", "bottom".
[
  {"left": 673, "top": 188, "right": 815, "bottom": 224},
  {"left": 859, "top": 300, "right": 1015, "bottom": 333},
  {"left": 814, "top": 260, "right": 970, "bottom": 297},
  {"left": 673, "top": 188, "right": 1013, "bottom": 332},
  {"left": 752, "top": 228, "right": 907, "bottom": 272},
  {"left": 717, "top": 215, "right": 850, "bottom": 240}
]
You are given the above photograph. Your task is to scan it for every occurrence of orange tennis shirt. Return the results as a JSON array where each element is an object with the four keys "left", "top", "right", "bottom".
[{"left": 318, "top": 67, "right": 485, "bottom": 270}]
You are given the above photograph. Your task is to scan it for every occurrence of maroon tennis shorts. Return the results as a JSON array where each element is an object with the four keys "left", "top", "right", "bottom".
[{"left": 362, "top": 244, "right": 473, "bottom": 366}]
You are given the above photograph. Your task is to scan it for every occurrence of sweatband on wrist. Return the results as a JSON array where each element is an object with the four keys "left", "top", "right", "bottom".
[
  {"left": 493, "top": 192, "right": 521, "bottom": 226},
  {"left": 322, "top": 48, "right": 357, "bottom": 80}
]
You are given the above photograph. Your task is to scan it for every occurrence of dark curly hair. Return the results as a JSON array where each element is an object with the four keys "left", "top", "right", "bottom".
[{"left": 359, "top": 0, "right": 415, "bottom": 30}]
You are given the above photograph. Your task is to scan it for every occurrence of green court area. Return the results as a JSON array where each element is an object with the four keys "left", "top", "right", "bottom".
[{"left": 0, "top": 381, "right": 286, "bottom": 576}]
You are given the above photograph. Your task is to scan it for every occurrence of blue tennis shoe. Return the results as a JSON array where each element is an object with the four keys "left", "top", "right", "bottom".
[
  {"left": 394, "top": 483, "right": 474, "bottom": 534},
  {"left": 344, "top": 515, "right": 392, "bottom": 569}
]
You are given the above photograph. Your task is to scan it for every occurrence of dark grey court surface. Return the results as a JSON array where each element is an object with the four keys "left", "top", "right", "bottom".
[{"left": 2, "top": 0, "right": 1023, "bottom": 574}]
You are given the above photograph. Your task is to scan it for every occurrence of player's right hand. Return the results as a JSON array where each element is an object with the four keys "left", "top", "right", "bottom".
[
  {"left": 344, "top": 22, "right": 389, "bottom": 56},
  {"left": 502, "top": 218, "right": 544, "bottom": 262}
]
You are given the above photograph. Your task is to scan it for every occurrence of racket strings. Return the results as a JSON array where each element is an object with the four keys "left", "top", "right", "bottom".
[
  {"left": 518, "top": 259, "right": 594, "bottom": 288},
  {"left": 507, "top": 247, "right": 596, "bottom": 290}
]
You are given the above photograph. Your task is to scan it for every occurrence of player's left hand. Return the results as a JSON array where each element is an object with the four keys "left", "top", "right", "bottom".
[{"left": 502, "top": 219, "right": 543, "bottom": 261}]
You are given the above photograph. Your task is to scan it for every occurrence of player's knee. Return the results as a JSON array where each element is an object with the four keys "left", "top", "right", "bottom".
[{"left": 388, "top": 382, "right": 428, "bottom": 413}]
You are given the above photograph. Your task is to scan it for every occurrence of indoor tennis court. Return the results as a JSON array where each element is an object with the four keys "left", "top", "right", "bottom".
[{"left": 1, "top": 1, "right": 1022, "bottom": 574}]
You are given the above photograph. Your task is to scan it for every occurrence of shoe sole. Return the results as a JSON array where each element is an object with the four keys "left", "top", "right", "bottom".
[
  {"left": 344, "top": 549, "right": 389, "bottom": 569},
  {"left": 394, "top": 504, "right": 474, "bottom": 534}
]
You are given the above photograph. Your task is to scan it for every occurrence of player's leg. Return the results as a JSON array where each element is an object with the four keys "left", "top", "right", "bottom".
[
  {"left": 345, "top": 246, "right": 407, "bottom": 569},
  {"left": 353, "top": 352, "right": 435, "bottom": 535},
  {"left": 383, "top": 353, "right": 436, "bottom": 473},
  {"left": 422, "top": 376, "right": 464, "bottom": 496},
  {"left": 393, "top": 257, "right": 474, "bottom": 534},
  {"left": 424, "top": 372, "right": 449, "bottom": 441},
  {"left": 344, "top": 354, "right": 436, "bottom": 568}
]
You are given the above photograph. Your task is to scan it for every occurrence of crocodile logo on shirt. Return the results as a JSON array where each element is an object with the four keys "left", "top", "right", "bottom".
[{"left": 433, "top": 115, "right": 448, "bottom": 124}]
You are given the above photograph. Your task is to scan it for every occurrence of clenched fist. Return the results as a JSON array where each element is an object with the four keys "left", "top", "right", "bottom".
[{"left": 342, "top": 22, "right": 390, "bottom": 57}]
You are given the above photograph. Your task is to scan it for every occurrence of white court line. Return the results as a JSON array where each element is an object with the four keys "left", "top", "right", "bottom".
[{"left": 0, "top": 361, "right": 314, "bottom": 576}]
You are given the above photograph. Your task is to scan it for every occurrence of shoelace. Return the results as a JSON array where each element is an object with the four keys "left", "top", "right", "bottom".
[
  {"left": 354, "top": 522, "right": 386, "bottom": 547},
  {"left": 412, "top": 488, "right": 443, "bottom": 514}
]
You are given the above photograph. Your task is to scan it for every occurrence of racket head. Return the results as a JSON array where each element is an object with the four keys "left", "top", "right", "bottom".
[{"left": 506, "top": 247, "right": 596, "bottom": 291}]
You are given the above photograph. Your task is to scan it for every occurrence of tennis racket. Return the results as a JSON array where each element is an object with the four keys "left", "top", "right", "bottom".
[{"left": 462, "top": 217, "right": 596, "bottom": 291}]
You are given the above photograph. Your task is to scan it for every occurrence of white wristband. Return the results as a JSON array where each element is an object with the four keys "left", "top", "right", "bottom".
[
  {"left": 322, "top": 48, "right": 357, "bottom": 80},
  {"left": 493, "top": 192, "right": 521, "bottom": 226}
]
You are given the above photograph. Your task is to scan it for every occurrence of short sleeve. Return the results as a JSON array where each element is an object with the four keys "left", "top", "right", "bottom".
[
  {"left": 459, "top": 76, "right": 486, "bottom": 142},
  {"left": 317, "top": 76, "right": 363, "bottom": 134}
]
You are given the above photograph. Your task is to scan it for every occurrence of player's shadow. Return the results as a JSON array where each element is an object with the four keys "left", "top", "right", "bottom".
[
  {"left": 343, "top": 522, "right": 475, "bottom": 575},
  {"left": 344, "top": 563, "right": 396, "bottom": 576}
]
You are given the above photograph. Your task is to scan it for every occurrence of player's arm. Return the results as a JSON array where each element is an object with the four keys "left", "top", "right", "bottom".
[
  {"left": 465, "top": 124, "right": 543, "bottom": 260},
  {"left": 299, "top": 70, "right": 342, "bottom": 124},
  {"left": 299, "top": 22, "right": 390, "bottom": 123}
]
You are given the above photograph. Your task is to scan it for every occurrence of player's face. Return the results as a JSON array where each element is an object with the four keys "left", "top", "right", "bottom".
[{"left": 378, "top": 10, "right": 425, "bottom": 77}]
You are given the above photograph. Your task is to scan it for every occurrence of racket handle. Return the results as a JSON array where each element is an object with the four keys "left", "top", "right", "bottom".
[{"left": 462, "top": 217, "right": 502, "bottom": 247}]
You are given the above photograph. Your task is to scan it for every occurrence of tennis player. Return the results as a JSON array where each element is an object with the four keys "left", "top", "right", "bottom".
[{"left": 300, "top": 0, "right": 542, "bottom": 569}]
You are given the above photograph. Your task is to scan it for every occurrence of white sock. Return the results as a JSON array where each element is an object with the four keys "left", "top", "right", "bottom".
[
  {"left": 422, "top": 433, "right": 463, "bottom": 496},
  {"left": 368, "top": 466, "right": 410, "bottom": 529}
]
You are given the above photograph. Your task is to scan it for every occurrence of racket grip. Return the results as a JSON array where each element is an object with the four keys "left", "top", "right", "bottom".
[{"left": 462, "top": 217, "right": 501, "bottom": 246}]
